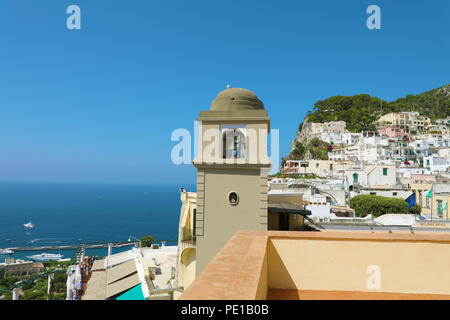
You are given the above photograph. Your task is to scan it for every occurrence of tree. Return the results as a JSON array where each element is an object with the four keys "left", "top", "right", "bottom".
[
  {"left": 299, "top": 84, "right": 449, "bottom": 139},
  {"left": 141, "top": 235, "right": 156, "bottom": 247},
  {"left": 350, "top": 195, "right": 422, "bottom": 218},
  {"left": 43, "top": 260, "right": 60, "bottom": 269},
  {"left": 20, "top": 290, "right": 46, "bottom": 300},
  {"left": 289, "top": 139, "right": 329, "bottom": 160},
  {"left": 290, "top": 141, "right": 306, "bottom": 160},
  {"left": 0, "top": 276, "right": 18, "bottom": 288}
]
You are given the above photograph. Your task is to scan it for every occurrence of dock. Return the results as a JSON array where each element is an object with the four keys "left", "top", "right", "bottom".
[{"left": 5, "top": 242, "right": 135, "bottom": 252}]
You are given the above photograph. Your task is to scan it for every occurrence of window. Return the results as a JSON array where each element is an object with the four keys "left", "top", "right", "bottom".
[
  {"left": 316, "top": 163, "right": 319, "bottom": 168},
  {"left": 393, "top": 192, "right": 397, "bottom": 196},
  {"left": 353, "top": 173, "right": 358, "bottom": 183},
  {"left": 426, "top": 197, "right": 430, "bottom": 208},
  {"left": 330, "top": 164, "right": 333, "bottom": 170},
  {"left": 437, "top": 200, "right": 443, "bottom": 217},
  {"left": 383, "top": 168, "right": 388, "bottom": 176},
  {"left": 193, "top": 209, "right": 197, "bottom": 238},
  {"left": 228, "top": 192, "right": 239, "bottom": 205}
]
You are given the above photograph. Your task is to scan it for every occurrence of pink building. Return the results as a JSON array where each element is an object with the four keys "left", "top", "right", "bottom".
[
  {"left": 378, "top": 126, "right": 411, "bottom": 141},
  {"left": 282, "top": 160, "right": 301, "bottom": 174}
]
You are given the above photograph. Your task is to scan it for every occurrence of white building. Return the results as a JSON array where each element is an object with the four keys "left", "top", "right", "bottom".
[
  {"left": 397, "top": 166, "right": 432, "bottom": 179},
  {"left": 345, "top": 164, "right": 397, "bottom": 189},
  {"left": 438, "top": 147, "right": 450, "bottom": 159},
  {"left": 423, "top": 155, "right": 449, "bottom": 174},
  {"left": 305, "top": 194, "right": 333, "bottom": 219},
  {"left": 342, "top": 132, "right": 360, "bottom": 146},
  {"left": 409, "top": 140, "right": 431, "bottom": 159},
  {"left": 319, "top": 132, "right": 343, "bottom": 145}
]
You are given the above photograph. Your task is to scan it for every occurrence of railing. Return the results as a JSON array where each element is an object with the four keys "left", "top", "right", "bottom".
[{"left": 182, "top": 228, "right": 196, "bottom": 243}]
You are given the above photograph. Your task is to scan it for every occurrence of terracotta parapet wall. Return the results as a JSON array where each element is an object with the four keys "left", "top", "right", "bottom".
[{"left": 179, "top": 230, "right": 268, "bottom": 300}]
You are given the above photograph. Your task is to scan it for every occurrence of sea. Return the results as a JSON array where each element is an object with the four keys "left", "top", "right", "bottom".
[{"left": 0, "top": 181, "right": 195, "bottom": 263}]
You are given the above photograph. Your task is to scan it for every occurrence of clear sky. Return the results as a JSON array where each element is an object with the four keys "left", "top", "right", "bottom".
[{"left": 0, "top": 0, "right": 448, "bottom": 185}]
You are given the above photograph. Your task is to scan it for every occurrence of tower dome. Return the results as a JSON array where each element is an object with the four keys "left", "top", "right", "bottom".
[{"left": 210, "top": 88, "right": 265, "bottom": 111}]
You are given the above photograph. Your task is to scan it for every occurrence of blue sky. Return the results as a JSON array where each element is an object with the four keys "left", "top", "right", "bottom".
[{"left": 0, "top": 0, "right": 448, "bottom": 185}]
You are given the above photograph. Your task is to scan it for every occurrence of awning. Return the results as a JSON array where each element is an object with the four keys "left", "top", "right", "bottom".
[
  {"left": 116, "top": 284, "right": 146, "bottom": 300},
  {"left": 106, "top": 273, "right": 140, "bottom": 299},
  {"left": 268, "top": 202, "right": 311, "bottom": 216},
  {"left": 83, "top": 271, "right": 107, "bottom": 300},
  {"left": 106, "top": 260, "right": 137, "bottom": 285},
  {"left": 84, "top": 258, "right": 139, "bottom": 300},
  {"left": 105, "top": 250, "right": 134, "bottom": 268}
]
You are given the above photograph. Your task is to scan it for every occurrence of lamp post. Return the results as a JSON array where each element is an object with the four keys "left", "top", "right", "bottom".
[{"left": 128, "top": 236, "right": 141, "bottom": 248}]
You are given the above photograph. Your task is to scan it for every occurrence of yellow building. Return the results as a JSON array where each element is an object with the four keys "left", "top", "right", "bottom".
[
  {"left": 267, "top": 191, "right": 307, "bottom": 231},
  {"left": 176, "top": 189, "right": 197, "bottom": 295},
  {"left": 410, "top": 183, "right": 449, "bottom": 219},
  {"left": 377, "top": 112, "right": 430, "bottom": 132}
]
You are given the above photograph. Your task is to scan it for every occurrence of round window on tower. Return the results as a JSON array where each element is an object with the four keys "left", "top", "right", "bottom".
[{"left": 228, "top": 191, "right": 239, "bottom": 206}]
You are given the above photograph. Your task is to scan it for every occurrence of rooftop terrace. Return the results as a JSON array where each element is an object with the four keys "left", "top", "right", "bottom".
[{"left": 180, "top": 230, "right": 450, "bottom": 300}]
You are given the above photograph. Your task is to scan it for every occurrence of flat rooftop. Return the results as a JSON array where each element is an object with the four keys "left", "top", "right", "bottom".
[{"left": 180, "top": 229, "right": 450, "bottom": 300}]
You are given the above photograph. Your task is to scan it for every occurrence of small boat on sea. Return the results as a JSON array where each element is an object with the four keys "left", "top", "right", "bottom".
[
  {"left": 26, "top": 253, "right": 64, "bottom": 261},
  {"left": 0, "top": 248, "right": 14, "bottom": 255},
  {"left": 24, "top": 221, "right": 35, "bottom": 228}
]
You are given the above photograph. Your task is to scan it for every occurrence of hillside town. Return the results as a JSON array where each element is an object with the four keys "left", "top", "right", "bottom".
[
  {"left": 278, "top": 112, "right": 450, "bottom": 222},
  {"left": 175, "top": 88, "right": 450, "bottom": 300}
]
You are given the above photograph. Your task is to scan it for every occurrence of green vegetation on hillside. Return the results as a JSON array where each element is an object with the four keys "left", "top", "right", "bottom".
[
  {"left": 306, "top": 94, "right": 384, "bottom": 132},
  {"left": 18, "top": 272, "right": 68, "bottom": 300},
  {"left": 305, "top": 84, "right": 450, "bottom": 133},
  {"left": 389, "top": 84, "right": 450, "bottom": 120},
  {"left": 350, "top": 194, "right": 422, "bottom": 218},
  {"left": 289, "top": 138, "right": 329, "bottom": 160}
]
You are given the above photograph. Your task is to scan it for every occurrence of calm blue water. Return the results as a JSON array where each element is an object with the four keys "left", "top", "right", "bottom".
[{"left": 0, "top": 181, "right": 195, "bottom": 262}]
